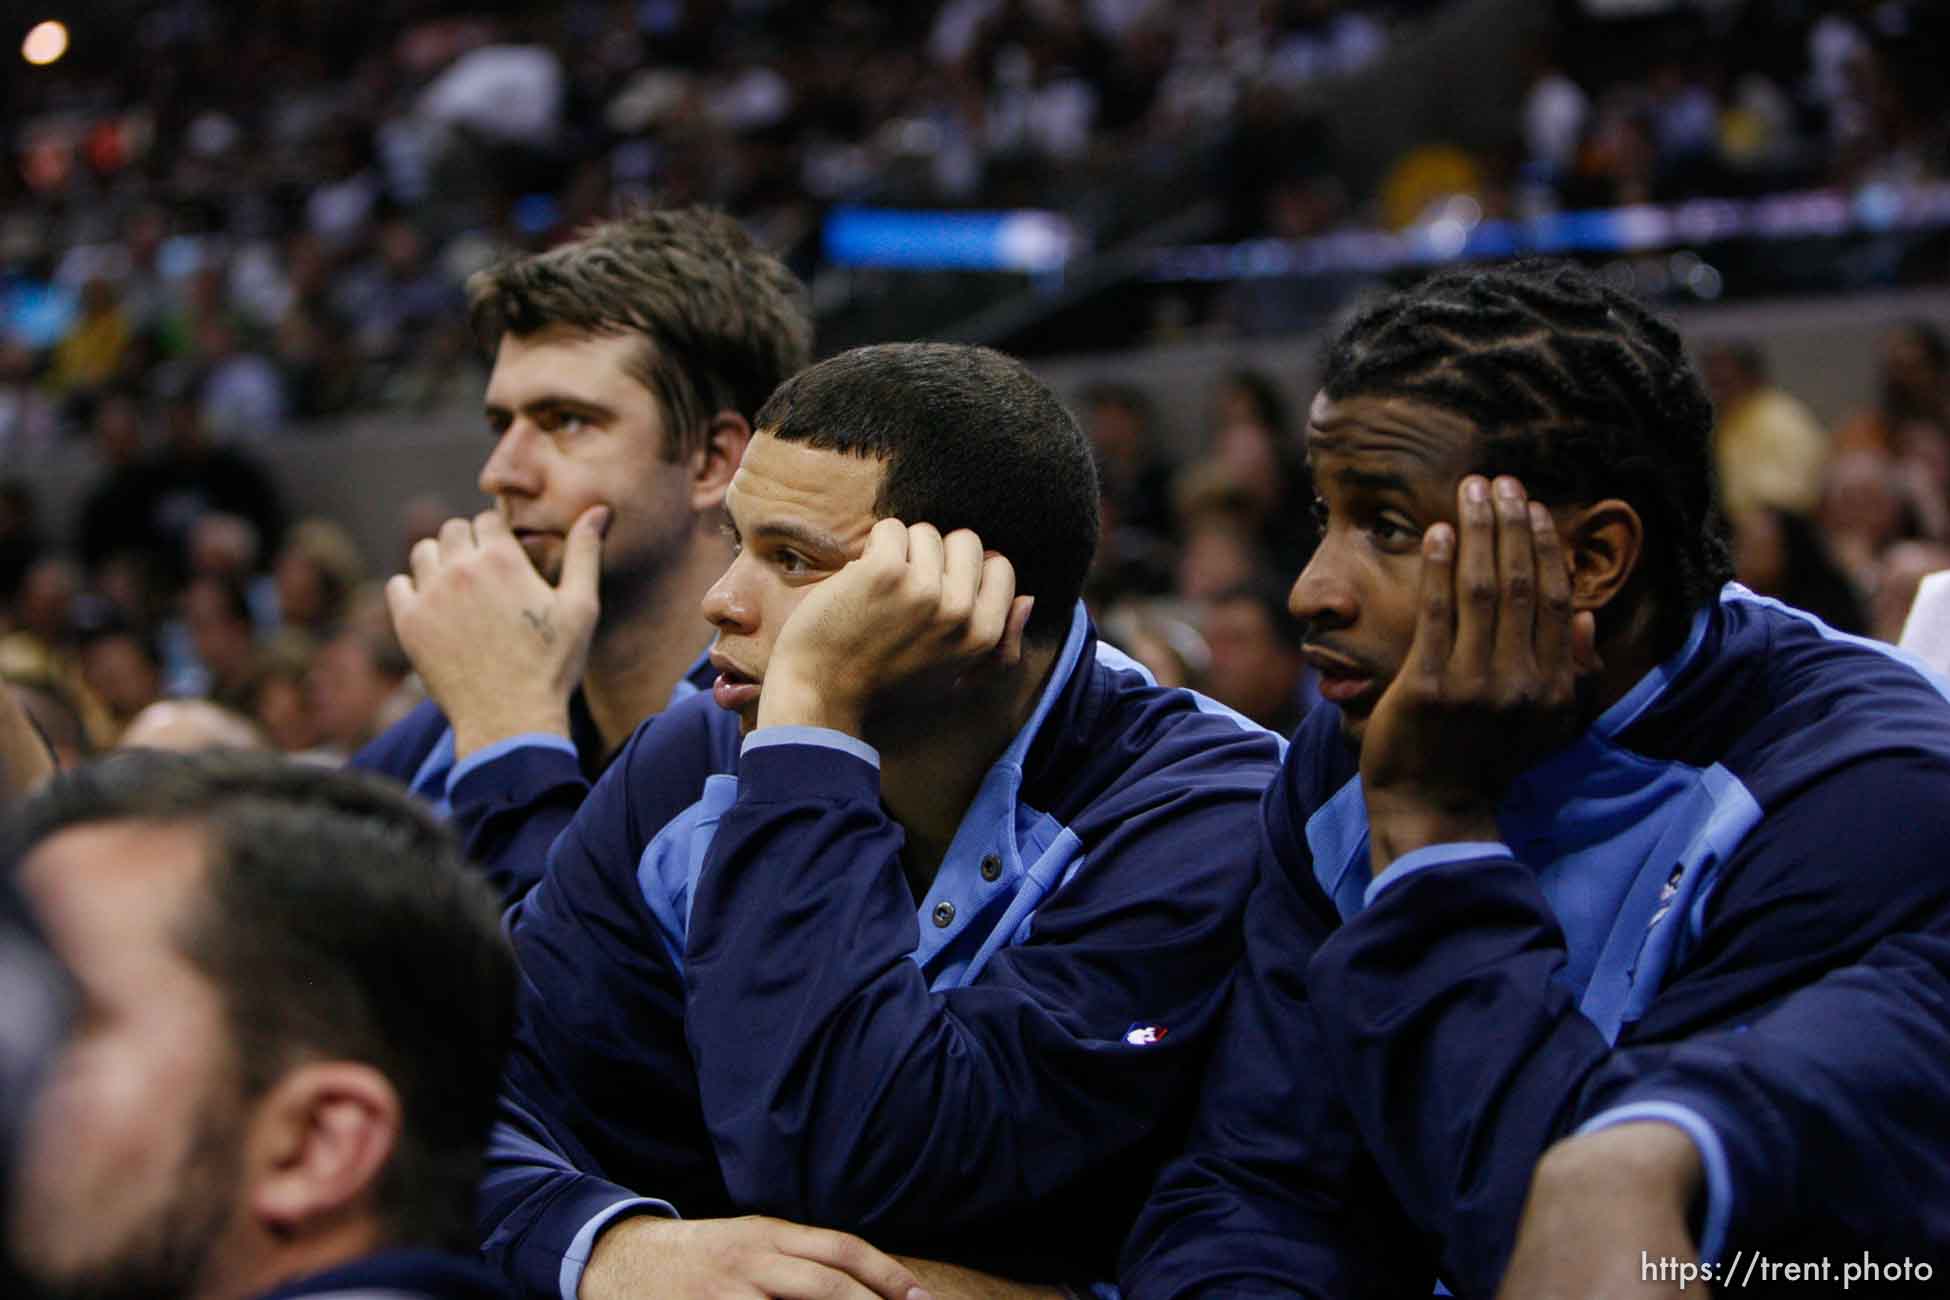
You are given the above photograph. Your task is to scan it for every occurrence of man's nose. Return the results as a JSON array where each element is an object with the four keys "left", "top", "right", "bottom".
[
  {"left": 1288, "top": 541, "right": 1356, "bottom": 631},
  {"left": 480, "top": 423, "right": 541, "bottom": 498},
  {"left": 702, "top": 557, "right": 756, "bottom": 633}
]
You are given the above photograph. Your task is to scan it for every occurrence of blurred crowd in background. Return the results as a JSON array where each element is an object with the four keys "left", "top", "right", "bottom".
[{"left": 0, "top": 0, "right": 1945, "bottom": 766}]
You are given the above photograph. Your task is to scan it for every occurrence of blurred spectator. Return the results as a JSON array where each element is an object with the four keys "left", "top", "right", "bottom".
[
  {"left": 274, "top": 518, "right": 367, "bottom": 637},
  {"left": 178, "top": 574, "right": 260, "bottom": 710},
  {"left": 1871, "top": 540, "right": 1950, "bottom": 646},
  {"left": 1099, "top": 600, "right": 1210, "bottom": 691},
  {"left": 1207, "top": 368, "right": 1316, "bottom": 576},
  {"left": 1703, "top": 340, "right": 1828, "bottom": 516},
  {"left": 0, "top": 344, "right": 57, "bottom": 467},
  {"left": 47, "top": 280, "right": 134, "bottom": 409},
  {"left": 1730, "top": 505, "right": 1868, "bottom": 634},
  {"left": 73, "top": 614, "right": 163, "bottom": 741},
  {"left": 115, "top": 698, "right": 267, "bottom": 750},
  {"left": 1817, "top": 448, "right": 1918, "bottom": 603},
  {"left": 0, "top": 678, "right": 93, "bottom": 772},
  {"left": 1837, "top": 320, "right": 1949, "bottom": 456},
  {"left": 309, "top": 590, "right": 417, "bottom": 758},
  {"left": 148, "top": 393, "right": 286, "bottom": 582},
  {"left": 71, "top": 389, "right": 154, "bottom": 581},
  {"left": 187, "top": 513, "right": 280, "bottom": 631},
  {"left": 1081, "top": 382, "right": 1178, "bottom": 542},
  {"left": 9, "top": 557, "right": 82, "bottom": 658},
  {"left": 74, "top": 390, "right": 285, "bottom": 595},
  {"left": 1175, "top": 472, "right": 1264, "bottom": 602},
  {"left": 248, "top": 631, "right": 324, "bottom": 756},
  {"left": 0, "top": 605, "right": 116, "bottom": 757},
  {"left": 192, "top": 317, "right": 288, "bottom": 443},
  {"left": 1201, "top": 575, "right": 1318, "bottom": 737}
]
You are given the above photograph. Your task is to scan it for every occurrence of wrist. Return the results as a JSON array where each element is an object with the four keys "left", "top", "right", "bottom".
[
  {"left": 577, "top": 1223, "right": 678, "bottom": 1300},
  {"left": 755, "top": 664, "right": 867, "bottom": 737},
  {"left": 1363, "top": 791, "right": 1500, "bottom": 876},
  {"left": 450, "top": 707, "right": 573, "bottom": 762},
  {"left": 1532, "top": 1122, "right": 1703, "bottom": 1218}
]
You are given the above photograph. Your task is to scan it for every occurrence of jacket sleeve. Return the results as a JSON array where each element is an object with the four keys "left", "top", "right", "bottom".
[
  {"left": 446, "top": 736, "right": 587, "bottom": 906},
  {"left": 349, "top": 701, "right": 589, "bottom": 906},
  {"left": 347, "top": 698, "right": 448, "bottom": 783},
  {"left": 478, "top": 703, "right": 736, "bottom": 1299},
  {"left": 681, "top": 727, "right": 1272, "bottom": 1244},
  {"left": 1120, "top": 731, "right": 1436, "bottom": 1300},
  {"left": 1306, "top": 751, "right": 1950, "bottom": 1295}
]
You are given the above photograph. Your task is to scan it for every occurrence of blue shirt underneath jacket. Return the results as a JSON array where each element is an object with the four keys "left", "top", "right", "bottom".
[
  {"left": 1123, "top": 585, "right": 1950, "bottom": 1299},
  {"left": 350, "top": 657, "right": 719, "bottom": 903},
  {"left": 479, "top": 605, "right": 1285, "bottom": 1298}
]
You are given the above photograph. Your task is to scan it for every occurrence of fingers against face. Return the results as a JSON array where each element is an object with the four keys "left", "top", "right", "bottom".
[
  {"left": 1530, "top": 500, "right": 1572, "bottom": 680},
  {"left": 1450, "top": 476, "right": 1498, "bottom": 680},
  {"left": 1408, "top": 519, "right": 1456, "bottom": 691},
  {"left": 436, "top": 515, "right": 476, "bottom": 561},
  {"left": 1491, "top": 477, "right": 1538, "bottom": 679}
]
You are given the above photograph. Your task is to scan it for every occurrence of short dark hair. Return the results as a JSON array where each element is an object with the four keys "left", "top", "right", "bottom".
[
  {"left": 754, "top": 343, "right": 1100, "bottom": 644},
  {"left": 1320, "top": 260, "right": 1732, "bottom": 640},
  {"left": 467, "top": 206, "right": 813, "bottom": 463},
  {"left": 7, "top": 751, "right": 514, "bottom": 1253}
]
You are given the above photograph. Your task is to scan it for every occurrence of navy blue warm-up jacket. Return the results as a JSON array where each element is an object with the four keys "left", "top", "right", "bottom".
[
  {"left": 351, "top": 656, "right": 717, "bottom": 903},
  {"left": 479, "top": 606, "right": 1284, "bottom": 1298},
  {"left": 1123, "top": 586, "right": 1950, "bottom": 1298}
]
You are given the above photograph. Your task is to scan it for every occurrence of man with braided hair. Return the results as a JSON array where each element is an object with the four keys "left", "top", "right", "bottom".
[{"left": 1121, "top": 261, "right": 1950, "bottom": 1298}]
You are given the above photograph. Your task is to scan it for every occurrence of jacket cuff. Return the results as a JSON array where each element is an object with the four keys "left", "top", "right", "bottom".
[
  {"left": 449, "top": 734, "right": 581, "bottom": 804},
  {"left": 737, "top": 729, "right": 882, "bottom": 802},
  {"left": 1576, "top": 1101, "right": 1734, "bottom": 1265},
  {"left": 557, "top": 1195, "right": 680, "bottom": 1300},
  {"left": 1364, "top": 841, "right": 1515, "bottom": 907}
]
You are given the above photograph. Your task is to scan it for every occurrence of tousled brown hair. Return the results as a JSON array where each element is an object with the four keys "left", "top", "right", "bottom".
[{"left": 467, "top": 207, "right": 812, "bottom": 461}]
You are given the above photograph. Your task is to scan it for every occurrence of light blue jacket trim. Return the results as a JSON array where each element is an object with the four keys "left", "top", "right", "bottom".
[
  {"left": 1309, "top": 600, "right": 1763, "bottom": 1039},
  {"left": 741, "top": 726, "right": 881, "bottom": 770},
  {"left": 638, "top": 601, "right": 1102, "bottom": 987},
  {"left": 407, "top": 727, "right": 457, "bottom": 815},
  {"left": 1365, "top": 842, "right": 1514, "bottom": 907},
  {"left": 1576, "top": 763, "right": 1760, "bottom": 1042},
  {"left": 560, "top": 1197, "right": 680, "bottom": 1300},
  {"left": 448, "top": 732, "right": 577, "bottom": 795},
  {"left": 1096, "top": 639, "right": 1289, "bottom": 759},
  {"left": 1577, "top": 1100, "right": 1733, "bottom": 1264},
  {"left": 1726, "top": 584, "right": 1950, "bottom": 701},
  {"left": 415, "top": 650, "right": 712, "bottom": 818}
]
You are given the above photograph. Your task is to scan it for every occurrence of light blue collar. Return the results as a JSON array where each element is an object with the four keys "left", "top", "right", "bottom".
[{"left": 910, "top": 601, "right": 1094, "bottom": 977}]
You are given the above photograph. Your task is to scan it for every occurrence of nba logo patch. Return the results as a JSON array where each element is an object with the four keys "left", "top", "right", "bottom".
[{"left": 1123, "top": 1023, "right": 1169, "bottom": 1047}]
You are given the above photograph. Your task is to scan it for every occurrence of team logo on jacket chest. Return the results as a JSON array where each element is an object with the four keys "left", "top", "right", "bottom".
[{"left": 1124, "top": 1023, "right": 1169, "bottom": 1047}]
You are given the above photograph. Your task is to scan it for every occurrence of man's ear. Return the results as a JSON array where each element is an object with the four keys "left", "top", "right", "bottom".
[
  {"left": 689, "top": 411, "right": 752, "bottom": 512},
  {"left": 1559, "top": 498, "right": 1645, "bottom": 614},
  {"left": 246, "top": 1061, "right": 401, "bottom": 1237}
]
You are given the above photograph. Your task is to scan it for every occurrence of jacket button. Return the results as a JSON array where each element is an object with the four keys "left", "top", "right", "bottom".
[
  {"left": 980, "top": 854, "right": 1002, "bottom": 882},
  {"left": 932, "top": 901, "right": 956, "bottom": 928}
]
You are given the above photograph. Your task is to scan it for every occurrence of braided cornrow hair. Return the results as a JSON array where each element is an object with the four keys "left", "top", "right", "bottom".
[{"left": 1322, "top": 260, "right": 1733, "bottom": 642}]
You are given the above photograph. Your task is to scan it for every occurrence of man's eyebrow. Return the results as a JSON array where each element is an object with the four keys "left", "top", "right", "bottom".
[
  {"left": 484, "top": 393, "right": 619, "bottom": 419},
  {"left": 1328, "top": 465, "right": 1416, "bottom": 495},
  {"left": 747, "top": 519, "right": 847, "bottom": 557}
]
